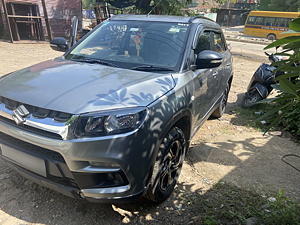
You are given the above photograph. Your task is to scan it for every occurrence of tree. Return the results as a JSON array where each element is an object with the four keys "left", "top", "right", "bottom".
[
  {"left": 108, "top": 0, "right": 138, "bottom": 8},
  {"left": 145, "top": 0, "right": 194, "bottom": 15},
  {"left": 259, "top": 0, "right": 300, "bottom": 12},
  {"left": 258, "top": 0, "right": 271, "bottom": 11},
  {"left": 107, "top": 0, "right": 194, "bottom": 15},
  {"left": 82, "top": 0, "right": 97, "bottom": 10},
  {"left": 84, "top": 0, "right": 238, "bottom": 16}
]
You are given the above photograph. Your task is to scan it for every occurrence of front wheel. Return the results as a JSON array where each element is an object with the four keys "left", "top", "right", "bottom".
[
  {"left": 242, "top": 90, "right": 263, "bottom": 107},
  {"left": 267, "top": 34, "right": 276, "bottom": 41},
  {"left": 145, "top": 127, "right": 186, "bottom": 203}
]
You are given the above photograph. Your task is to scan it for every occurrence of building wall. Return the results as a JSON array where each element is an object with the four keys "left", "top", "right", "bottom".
[
  {"left": 216, "top": 9, "right": 250, "bottom": 26},
  {"left": 46, "top": 0, "right": 82, "bottom": 38},
  {"left": 0, "top": 0, "right": 82, "bottom": 40}
]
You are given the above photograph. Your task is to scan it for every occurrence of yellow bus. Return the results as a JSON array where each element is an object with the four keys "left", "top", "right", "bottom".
[{"left": 243, "top": 11, "right": 300, "bottom": 40}]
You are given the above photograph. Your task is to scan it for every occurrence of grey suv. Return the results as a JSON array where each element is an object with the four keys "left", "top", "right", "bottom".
[{"left": 0, "top": 14, "right": 233, "bottom": 203}]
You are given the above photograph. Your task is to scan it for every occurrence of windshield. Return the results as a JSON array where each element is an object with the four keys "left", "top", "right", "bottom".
[{"left": 65, "top": 20, "right": 189, "bottom": 71}]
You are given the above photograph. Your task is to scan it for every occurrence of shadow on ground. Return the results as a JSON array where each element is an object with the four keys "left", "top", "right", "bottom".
[{"left": 1, "top": 107, "right": 299, "bottom": 224}]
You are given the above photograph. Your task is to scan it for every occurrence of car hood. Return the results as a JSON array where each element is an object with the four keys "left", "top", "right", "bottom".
[{"left": 0, "top": 58, "right": 175, "bottom": 114}]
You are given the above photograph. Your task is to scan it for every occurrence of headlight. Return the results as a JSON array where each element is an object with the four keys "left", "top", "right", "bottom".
[{"left": 74, "top": 107, "right": 148, "bottom": 138}]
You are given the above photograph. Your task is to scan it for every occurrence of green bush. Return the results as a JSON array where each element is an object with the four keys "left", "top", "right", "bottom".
[
  {"left": 281, "top": 100, "right": 300, "bottom": 136},
  {"left": 258, "top": 18, "right": 300, "bottom": 138}
]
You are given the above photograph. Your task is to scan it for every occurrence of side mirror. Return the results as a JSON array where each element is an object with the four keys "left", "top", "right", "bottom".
[
  {"left": 195, "top": 50, "right": 223, "bottom": 69},
  {"left": 50, "top": 37, "right": 69, "bottom": 52}
]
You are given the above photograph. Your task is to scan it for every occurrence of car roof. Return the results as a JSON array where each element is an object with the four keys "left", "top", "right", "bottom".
[{"left": 110, "top": 14, "right": 218, "bottom": 27}]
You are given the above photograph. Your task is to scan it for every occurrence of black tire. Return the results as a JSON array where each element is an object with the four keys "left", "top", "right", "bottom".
[
  {"left": 242, "top": 90, "right": 263, "bottom": 107},
  {"left": 211, "top": 84, "right": 229, "bottom": 118},
  {"left": 146, "top": 127, "right": 186, "bottom": 203},
  {"left": 267, "top": 34, "right": 276, "bottom": 41}
]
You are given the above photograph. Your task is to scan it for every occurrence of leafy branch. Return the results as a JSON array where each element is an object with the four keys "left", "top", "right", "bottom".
[{"left": 258, "top": 18, "right": 300, "bottom": 136}]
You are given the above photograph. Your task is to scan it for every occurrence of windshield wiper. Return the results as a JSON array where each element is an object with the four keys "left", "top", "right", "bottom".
[
  {"left": 71, "top": 58, "right": 119, "bottom": 68},
  {"left": 130, "top": 65, "right": 174, "bottom": 72}
]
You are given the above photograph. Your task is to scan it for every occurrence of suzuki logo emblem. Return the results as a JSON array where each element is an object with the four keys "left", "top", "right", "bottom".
[{"left": 12, "top": 105, "right": 30, "bottom": 125}]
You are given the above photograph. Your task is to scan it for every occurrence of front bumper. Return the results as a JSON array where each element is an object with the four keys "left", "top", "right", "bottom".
[
  {"left": 0, "top": 118, "right": 155, "bottom": 203},
  {"left": 0, "top": 152, "right": 144, "bottom": 203}
]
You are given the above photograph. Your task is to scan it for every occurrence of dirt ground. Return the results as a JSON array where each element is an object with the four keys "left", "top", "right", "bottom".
[{"left": 0, "top": 40, "right": 299, "bottom": 225}]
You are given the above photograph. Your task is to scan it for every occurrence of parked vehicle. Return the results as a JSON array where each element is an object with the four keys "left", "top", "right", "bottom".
[
  {"left": 243, "top": 11, "right": 300, "bottom": 40},
  {"left": 0, "top": 14, "right": 233, "bottom": 203},
  {"left": 242, "top": 52, "right": 283, "bottom": 107}
]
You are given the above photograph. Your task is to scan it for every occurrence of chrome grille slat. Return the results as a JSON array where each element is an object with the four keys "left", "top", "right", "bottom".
[
  {"left": 0, "top": 96, "right": 76, "bottom": 140},
  {"left": 0, "top": 116, "right": 63, "bottom": 140}
]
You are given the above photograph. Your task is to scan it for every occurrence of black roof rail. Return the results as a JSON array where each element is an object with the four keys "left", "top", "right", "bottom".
[{"left": 188, "top": 16, "right": 214, "bottom": 23}]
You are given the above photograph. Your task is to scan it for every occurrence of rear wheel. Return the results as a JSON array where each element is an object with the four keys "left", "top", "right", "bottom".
[
  {"left": 146, "top": 127, "right": 186, "bottom": 202},
  {"left": 211, "top": 84, "right": 229, "bottom": 118},
  {"left": 267, "top": 34, "right": 276, "bottom": 41},
  {"left": 242, "top": 90, "right": 263, "bottom": 107}
]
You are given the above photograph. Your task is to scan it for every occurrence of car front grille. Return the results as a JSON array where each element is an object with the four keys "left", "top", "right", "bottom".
[
  {"left": 0, "top": 131, "right": 65, "bottom": 162},
  {"left": 0, "top": 96, "right": 72, "bottom": 122},
  {"left": 0, "top": 96, "right": 74, "bottom": 140},
  {"left": 0, "top": 131, "right": 79, "bottom": 189}
]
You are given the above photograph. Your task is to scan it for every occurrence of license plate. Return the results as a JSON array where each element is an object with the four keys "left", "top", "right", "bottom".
[{"left": 1, "top": 144, "right": 46, "bottom": 177}]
